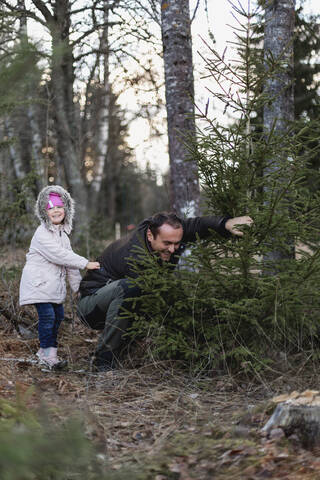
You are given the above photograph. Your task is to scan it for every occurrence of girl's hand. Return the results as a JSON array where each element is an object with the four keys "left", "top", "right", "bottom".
[{"left": 86, "top": 261, "right": 100, "bottom": 270}]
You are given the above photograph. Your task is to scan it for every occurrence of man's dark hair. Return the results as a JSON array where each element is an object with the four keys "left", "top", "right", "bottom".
[{"left": 148, "top": 212, "right": 182, "bottom": 238}]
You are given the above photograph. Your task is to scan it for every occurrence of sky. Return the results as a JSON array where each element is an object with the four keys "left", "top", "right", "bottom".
[{"left": 125, "top": 0, "right": 320, "bottom": 177}]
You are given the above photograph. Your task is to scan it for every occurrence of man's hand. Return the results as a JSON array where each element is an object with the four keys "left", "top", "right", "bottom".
[{"left": 225, "top": 216, "right": 253, "bottom": 237}]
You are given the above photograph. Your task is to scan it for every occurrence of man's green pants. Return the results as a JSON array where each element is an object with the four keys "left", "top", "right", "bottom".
[{"left": 77, "top": 279, "right": 140, "bottom": 356}]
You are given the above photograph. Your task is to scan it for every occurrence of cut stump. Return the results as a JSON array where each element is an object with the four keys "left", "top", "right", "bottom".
[{"left": 262, "top": 390, "right": 320, "bottom": 448}]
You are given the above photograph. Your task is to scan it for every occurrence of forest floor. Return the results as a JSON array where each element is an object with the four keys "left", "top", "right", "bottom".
[{"left": 2, "top": 248, "right": 320, "bottom": 479}]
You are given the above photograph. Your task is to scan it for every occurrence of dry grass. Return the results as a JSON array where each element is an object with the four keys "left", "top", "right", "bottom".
[
  {"left": 0, "top": 306, "right": 266, "bottom": 464},
  {"left": 2, "top": 319, "right": 320, "bottom": 479},
  {"left": 3, "top": 246, "right": 320, "bottom": 478}
]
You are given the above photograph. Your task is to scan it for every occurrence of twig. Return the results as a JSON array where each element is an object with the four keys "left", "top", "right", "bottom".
[{"left": 0, "top": 357, "right": 38, "bottom": 363}]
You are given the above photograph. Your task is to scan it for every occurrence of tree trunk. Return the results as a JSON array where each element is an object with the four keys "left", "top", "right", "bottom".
[
  {"left": 28, "top": 104, "right": 46, "bottom": 191},
  {"left": 0, "top": 119, "right": 17, "bottom": 243},
  {"left": 263, "top": 0, "right": 296, "bottom": 264},
  {"left": 264, "top": 0, "right": 295, "bottom": 133},
  {"left": 161, "top": 0, "right": 200, "bottom": 217},
  {"left": 90, "top": 1, "right": 110, "bottom": 212},
  {"left": 11, "top": 0, "right": 37, "bottom": 214},
  {"left": 98, "top": 93, "right": 122, "bottom": 226},
  {"left": 47, "top": 0, "right": 89, "bottom": 235},
  {"left": 262, "top": 390, "right": 320, "bottom": 449}
]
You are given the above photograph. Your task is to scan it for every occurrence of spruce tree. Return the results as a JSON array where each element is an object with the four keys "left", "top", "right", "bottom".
[{"left": 126, "top": 1, "right": 320, "bottom": 373}]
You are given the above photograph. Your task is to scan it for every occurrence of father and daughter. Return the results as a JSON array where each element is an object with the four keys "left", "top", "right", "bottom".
[{"left": 19, "top": 184, "right": 253, "bottom": 371}]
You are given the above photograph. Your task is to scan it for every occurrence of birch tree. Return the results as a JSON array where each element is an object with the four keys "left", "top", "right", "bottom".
[
  {"left": 264, "top": 0, "right": 295, "bottom": 140},
  {"left": 14, "top": 0, "right": 44, "bottom": 201},
  {"left": 263, "top": 0, "right": 296, "bottom": 263},
  {"left": 87, "top": 1, "right": 110, "bottom": 213},
  {"left": 35, "top": 0, "right": 89, "bottom": 229},
  {"left": 161, "top": 0, "right": 200, "bottom": 217}
]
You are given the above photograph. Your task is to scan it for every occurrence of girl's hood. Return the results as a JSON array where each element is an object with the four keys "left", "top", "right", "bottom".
[{"left": 35, "top": 185, "right": 75, "bottom": 234}]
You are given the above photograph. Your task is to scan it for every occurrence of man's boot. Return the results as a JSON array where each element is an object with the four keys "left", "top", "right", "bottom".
[{"left": 92, "top": 350, "right": 116, "bottom": 372}]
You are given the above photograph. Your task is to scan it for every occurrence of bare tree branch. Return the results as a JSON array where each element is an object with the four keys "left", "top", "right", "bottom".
[{"left": 30, "top": 0, "right": 54, "bottom": 23}]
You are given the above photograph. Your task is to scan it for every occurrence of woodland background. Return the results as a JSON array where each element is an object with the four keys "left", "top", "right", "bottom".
[{"left": 1, "top": 0, "right": 320, "bottom": 479}]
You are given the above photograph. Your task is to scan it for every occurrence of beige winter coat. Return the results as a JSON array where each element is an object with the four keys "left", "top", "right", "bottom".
[{"left": 19, "top": 185, "right": 88, "bottom": 306}]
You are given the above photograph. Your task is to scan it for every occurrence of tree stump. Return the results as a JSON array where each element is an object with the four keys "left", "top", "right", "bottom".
[{"left": 262, "top": 390, "right": 320, "bottom": 448}]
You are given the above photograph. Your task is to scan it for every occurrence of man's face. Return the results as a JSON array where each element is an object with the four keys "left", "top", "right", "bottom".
[{"left": 147, "top": 223, "right": 183, "bottom": 261}]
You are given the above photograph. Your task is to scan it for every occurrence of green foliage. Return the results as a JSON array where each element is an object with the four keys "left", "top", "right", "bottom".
[
  {"left": 0, "top": 173, "right": 38, "bottom": 245},
  {"left": 242, "top": 3, "right": 320, "bottom": 191},
  {"left": 0, "top": 388, "right": 40, "bottom": 431},
  {"left": 0, "top": 393, "right": 139, "bottom": 480},
  {"left": 0, "top": 37, "right": 42, "bottom": 246},
  {"left": 294, "top": 6, "right": 320, "bottom": 121},
  {"left": 125, "top": 2, "right": 320, "bottom": 373},
  {"left": 126, "top": 234, "right": 320, "bottom": 372},
  {"left": 0, "top": 39, "right": 41, "bottom": 117}
]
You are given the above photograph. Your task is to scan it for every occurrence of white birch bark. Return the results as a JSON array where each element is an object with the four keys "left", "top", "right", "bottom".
[
  {"left": 161, "top": 0, "right": 200, "bottom": 217},
  {"left": 264, "top": 0, "right": 295, "bottom": 137},
  {"left": 28, "top": 105, "right": 46, "bottom": 190},
  {"left": 90, "top": 2, "right": 110, "bottom": 206},
  {"left": 263, "top": 0, "right": 296, "bottom": 264},
  {"left": 31, "top": 0, "right": 89, "bottom": 232}
]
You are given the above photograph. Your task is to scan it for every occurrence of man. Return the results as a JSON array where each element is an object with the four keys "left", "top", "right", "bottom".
[{"left": 77, "top": 212, "right": 253, "bottom": 370}]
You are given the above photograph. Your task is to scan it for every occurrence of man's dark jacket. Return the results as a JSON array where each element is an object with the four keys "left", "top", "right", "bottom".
[{"left": 79, "top": 215, "right": 230, "bottom": 297}]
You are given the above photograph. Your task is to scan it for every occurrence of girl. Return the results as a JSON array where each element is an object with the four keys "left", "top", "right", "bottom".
[{"left": 19, "top": 185, "right": 100, "bottom": 369}]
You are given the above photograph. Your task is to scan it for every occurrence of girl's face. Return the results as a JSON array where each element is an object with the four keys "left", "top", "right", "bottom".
[{"left": 47, "top": 206, "right": 65, "bottom": 225}]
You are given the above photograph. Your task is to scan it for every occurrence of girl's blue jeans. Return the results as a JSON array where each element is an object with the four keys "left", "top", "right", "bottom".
[{"left": 35, "top": 303, "right": 64, "bottom": 348}]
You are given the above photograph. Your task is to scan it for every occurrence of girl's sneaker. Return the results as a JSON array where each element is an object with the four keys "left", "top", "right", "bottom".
[
  {"left": 36, "top": 348, "right": 47, "bottom": 364},
  {"left": 48, "top": 347, "right": 68, "bottom": 370},
  {"left": 36, "top": 347, "right": 67, "bottom": 370}
]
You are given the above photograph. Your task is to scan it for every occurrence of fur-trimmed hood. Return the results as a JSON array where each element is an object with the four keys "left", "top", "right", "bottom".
[{"left": 35, "top": 185, "right": 75, "bottom": 234}]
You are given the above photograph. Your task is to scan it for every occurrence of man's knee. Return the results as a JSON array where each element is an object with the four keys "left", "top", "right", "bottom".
[
  {"left": 117, "top": 279, "right": 141, "bottom": 319},
  {"left": 77, "top": 296, "right": 106, "bottom": 330},
  {"left": 118, "top": 278, "right": 141, "bottom": 299},
  {"left": 77, "top": 279, "right": 140, "bottom": 329}
]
